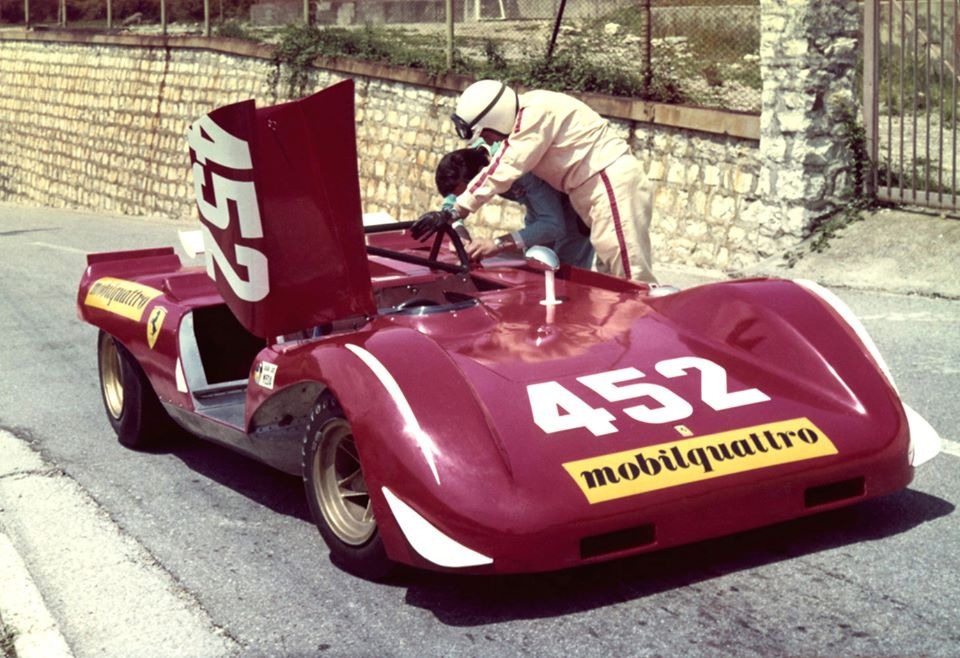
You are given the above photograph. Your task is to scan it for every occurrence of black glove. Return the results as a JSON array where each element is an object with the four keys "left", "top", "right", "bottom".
[{"left": 411, "top": 208, "right": 457, "bottom": 241}]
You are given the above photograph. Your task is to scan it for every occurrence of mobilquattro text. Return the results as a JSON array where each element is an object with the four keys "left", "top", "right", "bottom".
[{"left": 579, "top": 425, "right": 823, "bottom": 489}]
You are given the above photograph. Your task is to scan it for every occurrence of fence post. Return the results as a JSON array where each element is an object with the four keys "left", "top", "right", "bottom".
[
  {"left": 643, "top": 0, "right": 652, "bottom": 93},
  {"left": 445, "top": 0, "right": 454, "bottom": 69},
  {"left": 863, "top": 0, "right": 879, "bottom": 199},
  {"left": 161, "top": 0, "right": 167, "bottom": 35},
  {"left": 204, "top": 0, "right": 210, "bottom": 36},
  {"left": 59, "top": 0, "right": 65, "bottom": 26},
  {"left": 303, "top": 0, "right": 309, "bottom": 25},
  {"left": 545, "top": 0, "right": 567, "bottom": 61},
  {"left": 107, "top": 0, "right": 112, "bottom": 29},
  {"left": 23, "top": 0, "right": 28, "bottom": 26}
]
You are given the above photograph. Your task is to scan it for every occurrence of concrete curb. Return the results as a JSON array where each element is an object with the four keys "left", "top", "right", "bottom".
[
  {"left": 0, "top": 533, "right": 75, "bottom": 658},
  {"left": 0, "top": 431, "right": 74, "bottom": 658},
  {"left": 0, "top": 430, "right": 238, "bottom": 658}
]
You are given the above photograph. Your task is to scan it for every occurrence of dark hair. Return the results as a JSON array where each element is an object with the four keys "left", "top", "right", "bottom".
[{"left": 435, "top": 148, "right": 490, "bottom": 196}]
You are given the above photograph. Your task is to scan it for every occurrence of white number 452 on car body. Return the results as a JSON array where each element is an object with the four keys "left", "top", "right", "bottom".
[{"left": 527, "top": 356, "right": 770, "bottom": 436}]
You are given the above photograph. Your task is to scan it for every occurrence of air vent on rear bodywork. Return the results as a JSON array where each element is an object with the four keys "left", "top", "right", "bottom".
[
  {"left": 804, "top": 477, "right": 865, "bottom": 508},
  {"left": 581, "top": 524, "right": 656, "bottom": 560}
]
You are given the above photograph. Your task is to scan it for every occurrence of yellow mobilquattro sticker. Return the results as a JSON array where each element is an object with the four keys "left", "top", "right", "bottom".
[
  {"left": 84, "top": 277, "right": 163, "bottom": 322},
  {"left": 146, "top": 306, "right": 167, "bottom": 349},
  {"left": 563, "top": 417, "right": 838, "bottom": 504}
]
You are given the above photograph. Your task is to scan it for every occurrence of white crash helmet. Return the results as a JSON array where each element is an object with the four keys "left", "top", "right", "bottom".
[{"left": 451, "top": 80, "right": 519, "bottom": 140}]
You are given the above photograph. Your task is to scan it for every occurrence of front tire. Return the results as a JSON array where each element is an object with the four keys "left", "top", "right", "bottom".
[
  {"left": 97, "top": 330, "right": 175, "bottom": 450},
  {"left": 302, "top": 396, "right": 393, "bottom": 580}
]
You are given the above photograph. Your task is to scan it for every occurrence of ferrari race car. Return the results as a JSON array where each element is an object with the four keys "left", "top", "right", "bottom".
[{"left": 77, "top": 80, "right": 941, "bottom": 579}]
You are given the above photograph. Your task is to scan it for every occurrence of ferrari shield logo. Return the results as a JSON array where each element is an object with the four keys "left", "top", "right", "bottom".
[{"left": 146, "top": 307, "right": 167, "bottom": 349}]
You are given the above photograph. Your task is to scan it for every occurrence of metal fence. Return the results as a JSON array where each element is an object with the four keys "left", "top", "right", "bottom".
[
  {"left": 1, "top": 0, "right": 761, "bottom": 112},
  {"left": 443, "top": 0, "right": 761, "bottom": 112},
  {"left": 865, "top": 0, "right": 960, "bottom": 210}
]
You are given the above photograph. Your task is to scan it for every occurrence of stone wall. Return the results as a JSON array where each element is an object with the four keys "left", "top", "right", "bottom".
[
  {"left": 0, "top": 1, "right": 860, "bottom": 273},
  {"left": 757, "top": 0, "right": 861, "bottom": 246},
  {"left": 0, "top": 37, "right": 279, "bottom": 219}
]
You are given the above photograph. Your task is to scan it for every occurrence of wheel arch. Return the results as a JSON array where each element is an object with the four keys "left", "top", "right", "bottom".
[{"left": 260, "top": 332, "right": 514, "bottom": 569}]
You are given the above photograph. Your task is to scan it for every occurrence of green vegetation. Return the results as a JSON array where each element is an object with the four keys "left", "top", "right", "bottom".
[
  {"left": 215, "top": 19, "right": 256, "bottom": 40},
  {"left": 268, "top": 21, "right": 683, "bottom": 103},
  {"left": 3, "top": 0, "right": 761, "bottom": 110},
  {"left": 880, "top": 46, "right": 959, "bottom": 124},
  {"left": 269, "top": 23, "right": 453, "bottom": 100},
  {"left": 575, "top": 2, "right": 760, "bottom": 109}
]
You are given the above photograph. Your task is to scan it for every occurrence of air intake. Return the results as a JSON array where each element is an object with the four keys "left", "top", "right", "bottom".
[
  {"left": 581, "top": 524, "right": 656, "bottom": 559},
  {"left": 805, "top": 477, "right": 865, "bottom": 508}
]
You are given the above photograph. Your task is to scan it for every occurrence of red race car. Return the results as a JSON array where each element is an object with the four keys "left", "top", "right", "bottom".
[{"left": 77, "top": 80, "right": 941, "bottom": 579}]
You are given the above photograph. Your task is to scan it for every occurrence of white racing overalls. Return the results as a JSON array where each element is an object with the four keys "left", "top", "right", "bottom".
[{"left": 454, "top": 89, "right": 655, "bottom": 283}]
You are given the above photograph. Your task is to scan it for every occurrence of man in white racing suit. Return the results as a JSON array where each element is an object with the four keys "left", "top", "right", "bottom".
[{"left": 413, "top": 80, "right": 655, "bottom": 283}]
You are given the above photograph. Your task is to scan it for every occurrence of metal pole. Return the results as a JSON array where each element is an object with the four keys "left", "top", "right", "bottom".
[
  {"left": 939, "top": 0, "right": 945, "bottom": 202},
  {"left": 925, "top": 0, "right": 932, "bottom": 200},
  {"left": 912, "top": 0, "right": 919, "bottom": 199},
  {"left": 545, "top": 0, "right": 567, "bottom": 61},
  {"left": 59, "top": 0, "right": 65, "bottom": 26},
  {"left": 445, "top": 0, "right": 454, "bottom": 70},
  {"left": 23, "top": 0, "right": 28, "bottom": 26},
  {"left": 952, "top": 0, "right": 957, "bottom": 207},
  {"left": 644, "top": 0, "right": 652, "bottom": 92},
  {"left": 204, "top": 0, "right": 210, "bottom": 37},
  {"left": 885, "top": 0, "right": 892, "bottom": 193},
  {"left": 864, "top": 0, "right": 880, "bottom": 199},
  {"left": 161, "top": 0, "right": 167, "bottom": 36},
  {"left": 107, "top": 0, "right": 112, "bottom": 29},
  {"left": 898, "top": 0, "right": 905, "bottom": 197},
  {"left": 304, "top": 0, "right": 309, "bottom": 25}
]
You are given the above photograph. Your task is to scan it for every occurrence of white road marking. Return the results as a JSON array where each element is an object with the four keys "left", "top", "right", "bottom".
[{"left": 30, "top": 241, "right": 87, "bottom": 254}]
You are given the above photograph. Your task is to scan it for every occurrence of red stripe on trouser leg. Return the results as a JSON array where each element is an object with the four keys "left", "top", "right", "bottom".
[{"left": 599, "top": 170, "right": 632, "bottom": 281}]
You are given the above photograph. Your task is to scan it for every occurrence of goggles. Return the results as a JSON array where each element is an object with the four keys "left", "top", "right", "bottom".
[
  {"left": 451, "top": 113, "right": 475, "bottom": 140},
  {"left": 450, "top": 82, "right": 507, "bottom": 141}
]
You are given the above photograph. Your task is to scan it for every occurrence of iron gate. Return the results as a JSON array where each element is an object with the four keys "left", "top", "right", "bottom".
[{"left": 864, "top": 0, "right": 960, "bottom": 209}]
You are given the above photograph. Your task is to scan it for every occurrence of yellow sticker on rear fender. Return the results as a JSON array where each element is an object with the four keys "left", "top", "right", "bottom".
[
  {"left": 84, "top": 277, "right": 163, "bottom": 321},
  {"left": 563, "top": 417, "right": 838, "bottom": 504}
]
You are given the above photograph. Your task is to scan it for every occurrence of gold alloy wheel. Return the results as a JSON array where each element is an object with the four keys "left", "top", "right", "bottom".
[
  {"left": 99, "top": 337, "right": 124, "bottom": 420},
  {"left": 311, "top": 418, "right": 376, "bottom": 545}
]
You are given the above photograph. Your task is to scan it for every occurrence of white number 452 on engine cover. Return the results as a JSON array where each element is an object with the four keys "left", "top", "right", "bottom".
[{"left": 527, "top": 356, "right": 770, "bottom": 436}]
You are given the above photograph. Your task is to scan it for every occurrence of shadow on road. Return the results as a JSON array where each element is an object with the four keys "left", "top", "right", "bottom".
[
  {"left": 399, "top": 488, "right": 954, "bottom": 625},
  {"left": 159, "top": 435, "right": 310, "bottom": 523},
  {"left": 0, "top": 227, "right": 56, "bottom": 237},
  {"left": 137, "top": 427, "right": 954, "bottom": 627}
]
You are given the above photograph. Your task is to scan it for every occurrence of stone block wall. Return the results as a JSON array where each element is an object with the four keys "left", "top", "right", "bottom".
[
  {"left": 0, "top": 38, "right": 277, "bottom": 219},
  {"left": 0, "top": 0, "right": 861, "bottom": 273}
]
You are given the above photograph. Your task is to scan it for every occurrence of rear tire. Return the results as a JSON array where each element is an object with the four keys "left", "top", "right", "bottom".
[
  {"left": 97, "top": 330, "right": 176, "bottom": 450},
  {"left": 302, "top": 395, "right": 393, "bottom": 580}
]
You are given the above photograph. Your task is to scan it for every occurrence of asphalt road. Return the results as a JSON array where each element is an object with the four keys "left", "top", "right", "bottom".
[{"left": 1, "top": 204, "right": 958, "bottom": 658}]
